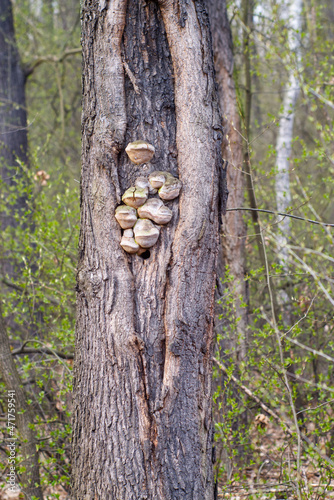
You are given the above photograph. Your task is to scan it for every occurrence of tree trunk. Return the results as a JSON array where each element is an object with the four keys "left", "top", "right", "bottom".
[
  {"left": 0, "top": 305, "right": 43, "bottom": 500},
  {"left": 72, "top": 0, "right": 226, "bottom": 498},
  {"left": 0, "top": 0, "right": 28, "bottom": 192},
  {"left": 0, "top": 0, "right": 29, "bottom": 284},
  {"left": 208, "top": 0, "right": 247, "bottom": 362},
  {"left": 275, "top": 0, "right": 302, "bottom": 274},
  {"left": 207, "top": 0, "right": 248, "bottom": 476},
  {"left": 0, "top": 4, "right": 42, "bottom": 498},
  {"left": 274, "top": 0, "right": 305, "bottom": 418}
]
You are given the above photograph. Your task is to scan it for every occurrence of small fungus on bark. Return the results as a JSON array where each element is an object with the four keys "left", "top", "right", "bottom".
[{"left": 125, "top": 140, "right": 155, "bottom": 165}]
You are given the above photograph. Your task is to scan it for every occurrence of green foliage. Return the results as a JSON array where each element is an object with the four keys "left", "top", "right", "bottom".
[
  {"left": 214, "top": 268, "right": 334, "bottom": 499},
  {"left": 0, "top": 163, "right": 78, "bottom": 496},
  {"left": 214, "top": 0, "right": 334, "bottom": 497}
]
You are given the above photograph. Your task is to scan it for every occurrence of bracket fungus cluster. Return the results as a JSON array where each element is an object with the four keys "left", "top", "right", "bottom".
[{"left": 115, "top": 141, "right": 182, "bottom": 255}]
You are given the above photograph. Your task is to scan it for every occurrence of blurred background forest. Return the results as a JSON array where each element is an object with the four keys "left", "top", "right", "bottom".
[{"left": 0, "top": 0, "right": 333, "bottom": 498}]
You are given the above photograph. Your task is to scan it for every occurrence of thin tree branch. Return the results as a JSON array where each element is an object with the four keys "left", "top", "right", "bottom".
[
  {"left": 213, "top": 357, "right": 334, "bottom": 469},
  {"left": 226, "top": 207, "right": 334, "bottom": 227},
  {"left": 24, "top": 48, "right": 81, "bottom": 78},
  {"left": 284, "top": 337, "right": 334, "bottom": 363},
  {"left": 11, "top": 346, "right": 74, "bottom": 360}
]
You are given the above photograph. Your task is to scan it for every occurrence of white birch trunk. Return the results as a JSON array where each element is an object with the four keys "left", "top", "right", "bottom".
[{"left": 275, "top": 0, "right": 303, "bottom": 271}]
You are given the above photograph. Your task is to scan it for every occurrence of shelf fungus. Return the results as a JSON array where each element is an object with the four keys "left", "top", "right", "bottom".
[
  {"left": 115, "top": 205, "right": 137, "bottom": 229},
  {"left": 133, "top": 219, "right": 160, "bottom": 248},
  {"left": 149, "top": 171, "right": 182, "bottom": 200},
  {"left": 120, "top": 229, "right": 139, "bottom": 254},
  {"left": 122, "top": 186, "right": 148, "bottom": 209},
  {"left": 138, "top": 198, "right": 172, "bottom": 225},
  {"left": 115, "top": 154, "right": 182, "bottom": 255},
  {"left": 135, "top": 176, "right": 157, "bottom": 195},
  {"left": 125, "top": 140, "right": 155, "bottom": 165}
]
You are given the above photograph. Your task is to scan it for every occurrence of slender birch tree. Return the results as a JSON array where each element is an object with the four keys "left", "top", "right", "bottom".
[{"left": 275, "top": 0, "right": 303, "bottom": 275}]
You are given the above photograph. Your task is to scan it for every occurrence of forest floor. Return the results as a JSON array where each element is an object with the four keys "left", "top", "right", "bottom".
[
  {"left": 1, "top": 416, "right": 333, "bottom": 499},
  {"left": 217, "top": 415, "right": 334, "bottom": 499}
]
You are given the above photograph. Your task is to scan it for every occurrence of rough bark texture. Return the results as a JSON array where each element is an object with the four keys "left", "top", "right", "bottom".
[
  {"left": 207, "top": 0, "right": 248, "bottom": 474},
  {"left": 208, "top": 0, "right": 247, "bottom": 362},
  {"left": 72, "top": 0, "right": 226, "bottom": 498},
  {"left": 0, "top": 305, "right": 43, "bottom": 499}
]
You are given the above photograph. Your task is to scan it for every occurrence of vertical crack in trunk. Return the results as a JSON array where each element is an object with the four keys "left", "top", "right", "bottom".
[{"left": 73, "top": 1, "right": 225, "bottom": 498}]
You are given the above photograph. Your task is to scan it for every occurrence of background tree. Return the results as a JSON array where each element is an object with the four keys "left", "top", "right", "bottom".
[
  {"left": 0, "top": 0, "right": 28, "bottom": 266},
  {"left": 208, "top": 0, "right": 249, "bottom": 478},
  {"left": 0, "top": 2, "right": 43, "bottom": 497},
  {"left": 71, "top": 0, "right": 227, "bottom": 497},
  {"left": 0, "top": 0, "right": 80, "bottom": 497}
]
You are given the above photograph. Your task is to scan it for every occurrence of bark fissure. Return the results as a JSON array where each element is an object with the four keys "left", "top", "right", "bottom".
[{"left": 73, "top": 1, "right": 225, "bottom": 498}]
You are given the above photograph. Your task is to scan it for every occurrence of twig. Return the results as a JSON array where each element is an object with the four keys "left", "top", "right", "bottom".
[
  {"left": 11, "top": 340, "right": 74, "bottom": 362},
  {"left": 280, "top": 295, "right": 316, "bottom": 338},
  {"left": 288, "top": 248, "right": 334, "bottom": 307},
  {"left": 225, "top": 207, "right": 334, "bottom": 227},
  {"left": 123, "top": 60, "right": 141, "bottom": 94},
  {"left": 24, "top": 48, "right": 81, "bottom": 77},
  {"left": 213, "top": 357, "right": 334, "bottom": 469},
  {"left": 296, "top": 399, "right": 334, "bottom": 415},
  {"left": 284, "top": 337, "right": 334, "bottom": 363}
]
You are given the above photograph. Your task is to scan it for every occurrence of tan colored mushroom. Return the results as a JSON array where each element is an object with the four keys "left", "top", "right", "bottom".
[
  {"left": 137, "top": 198, "right": 172, "bottom": 225},
  {"left": 148, "top": 171, "right": 182, "bottom": 200},
  {"left": 115, "top": 205, "right": 137, "bottom": 229},
  {"left": 133, "top": 219, "right": 160, "bottom": 248},
  {"left": 148, "top": 171, "right": 167, "bottom": 189},
  {"left": 120, "top": 229, "right": 139, "bottom": 254},
  {"left": 122, "top": 186, "right": 148, "bottom": 209},
  {"left": 125, "top": 140, "right": 155, "bottom": 165},
  {"left": 135, "top": 176, "right": 157, "bottom": 195},
  {"left": 158, "top": 173, "right": 182, "bottom": 201}
]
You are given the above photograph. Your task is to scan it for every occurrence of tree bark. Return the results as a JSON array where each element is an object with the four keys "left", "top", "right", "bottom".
[
  {"left": 275, "top": 0, "right": 302, "bottom": 272},
  {"left": 208, "top": 0, "right": 247, "bottom": 362},
  {"left": 72, "top": 0, "right": 226, "bottom": 498},
  {"left": 0, "top": 0, "right": 29, "bottom": 286}
]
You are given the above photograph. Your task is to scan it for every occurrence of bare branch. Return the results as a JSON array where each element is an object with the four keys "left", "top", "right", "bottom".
[
  {"left": 226, "top": 207, "right": 334, "bottom": 227},
  {"left": 213, "top": 357, "right": 334, "bottom": 469},
  {"left": 11, "top": 346, "right": 74, "bottom": 360},
  {"left": 24, "top": 48, "right": 81, "bottom": 78},
  {"left": 284, "top": 337, "right": 334, "bottom": 363}
]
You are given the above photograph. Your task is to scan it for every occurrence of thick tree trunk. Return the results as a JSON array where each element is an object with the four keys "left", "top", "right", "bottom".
[
  {"left": 72, "top": 0, "right": 226, "bottom": 498},
  {"left": 208, "top": 0, "right": 247, "bottom": 362}
]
